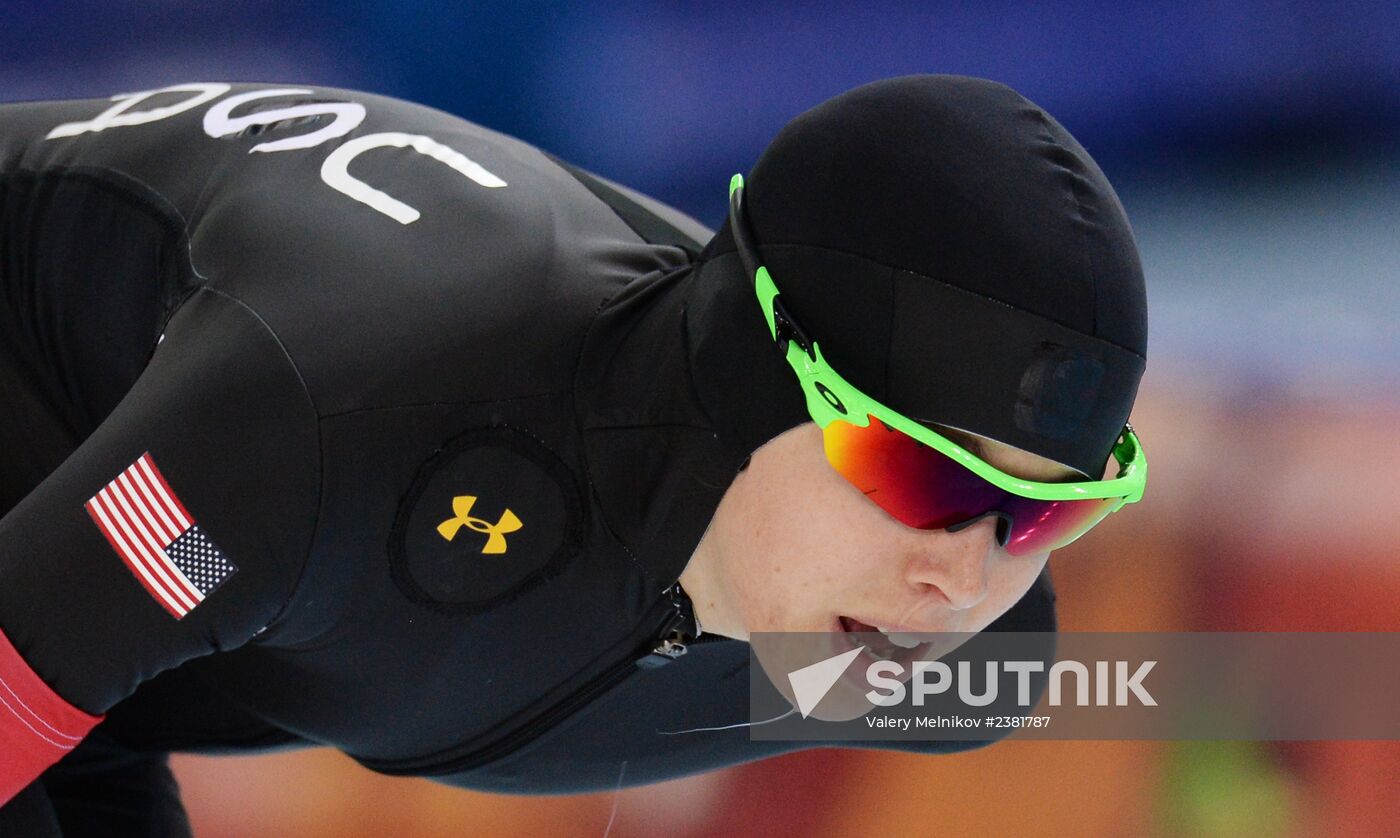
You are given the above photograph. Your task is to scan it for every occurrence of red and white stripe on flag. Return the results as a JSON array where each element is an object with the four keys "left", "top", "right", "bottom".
[{"left": 83, "top": 452, "right": 231, "bottom": 619}]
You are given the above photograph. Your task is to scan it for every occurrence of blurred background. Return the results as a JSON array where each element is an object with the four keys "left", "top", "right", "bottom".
[{"left": 5, "top": 1, "right": 1397, "bottom": 835}]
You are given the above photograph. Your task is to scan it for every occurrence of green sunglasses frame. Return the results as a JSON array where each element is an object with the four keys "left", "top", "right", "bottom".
[{"left": 727, "top": 173, "right": 1147, "bottom": 508}]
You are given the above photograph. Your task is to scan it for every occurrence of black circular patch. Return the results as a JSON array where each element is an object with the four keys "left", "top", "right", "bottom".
[{"left": 390, "top": 425, "right": 582, "bottom": 614}]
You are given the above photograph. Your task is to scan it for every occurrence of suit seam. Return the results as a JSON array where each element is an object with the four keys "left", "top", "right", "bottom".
[
  {"left": 318, "top": 389, "right": 572, "bottom": 421},
  {"left": 759, "top": 241, "right": 1145, "bottom": 361},
  {"left": 195, "top": 286, "right": 324, "bottom": 637}
]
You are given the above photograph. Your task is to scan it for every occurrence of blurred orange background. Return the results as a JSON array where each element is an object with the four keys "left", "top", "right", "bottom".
[{"left": 172, "top": 365, "right": 1400, "bottom": 837}]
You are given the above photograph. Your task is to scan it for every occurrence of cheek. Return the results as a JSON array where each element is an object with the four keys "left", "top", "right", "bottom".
[
  {"left": 717, "top": 461, "right": 896, "bottom": 631},
  {"left": 966, "top": 552, "right": 1052, "bottom": 631}
]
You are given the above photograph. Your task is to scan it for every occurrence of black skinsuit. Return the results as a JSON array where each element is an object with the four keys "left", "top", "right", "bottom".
[{"left": 0, "top": 83, "right": 1055, "bottom": 833}]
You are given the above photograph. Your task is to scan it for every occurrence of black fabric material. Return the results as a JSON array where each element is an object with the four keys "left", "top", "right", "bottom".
[
  {"left": 696, "top": 75, "right": 1147, "bottom": 476},
  {"left": 0, "top": 346, "right": 200, "bottom": 833},
  {"left": 0, "top": 322, "right": 81, "bottom": 513},
  {"left": 542, "top": 151, "right": 705, "bottom": 257},
  {"left": 0, "top": 733, "right": 192, "bottom": 838},
  {"left": 0, "top": 287, "right": 321, "bottom": 715},
  {"left": 0, "top": 80, "right": 1066, "bottom": 811},
  {"left": 0, "top": 167, "right": 198, "bottom": 438},
  {"left": 0, "top": 779, "right": 64, "bottom": 837}
]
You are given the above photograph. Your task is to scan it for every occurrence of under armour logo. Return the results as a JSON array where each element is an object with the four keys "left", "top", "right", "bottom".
[{"left": 436, "top": 495, "right": 522, "bottom": 554}]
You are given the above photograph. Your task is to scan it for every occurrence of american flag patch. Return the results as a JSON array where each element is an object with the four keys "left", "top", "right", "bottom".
[{"left": 83, "top": 452, "right": 238, "bottom": 619}]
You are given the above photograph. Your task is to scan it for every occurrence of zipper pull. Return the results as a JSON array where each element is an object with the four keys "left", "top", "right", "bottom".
[
  {"left": 636, "top": 582, "right": 692, "bottom": 669},
  {"left": 637, "top": 633, "right": 688, "bottom": 669},
  {"left": 666, "top": 579, "right": 698, "bottom": 636}
]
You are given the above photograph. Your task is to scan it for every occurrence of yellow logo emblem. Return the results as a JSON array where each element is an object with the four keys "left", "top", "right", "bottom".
[{"left": 436, "top": 495, "right": 522, "bottom": 554}]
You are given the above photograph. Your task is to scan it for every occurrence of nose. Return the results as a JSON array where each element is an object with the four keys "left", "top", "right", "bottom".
[{"left": 903, "top": 515, "right": 999, "bottom": 611}]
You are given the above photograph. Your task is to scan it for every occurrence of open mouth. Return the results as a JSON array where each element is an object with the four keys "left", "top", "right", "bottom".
[{"left": 837, "top": 615, "right": 933, "bottom": 668}]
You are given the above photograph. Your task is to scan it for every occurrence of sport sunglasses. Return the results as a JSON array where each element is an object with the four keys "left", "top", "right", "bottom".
[{"left": 726, "top": 174, "right": 1147, "bottom": 556}]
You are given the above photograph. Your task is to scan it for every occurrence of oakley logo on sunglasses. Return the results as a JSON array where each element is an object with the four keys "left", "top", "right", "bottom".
[{"left": 814, "top": 381, "right": 848, "bottom": 415}]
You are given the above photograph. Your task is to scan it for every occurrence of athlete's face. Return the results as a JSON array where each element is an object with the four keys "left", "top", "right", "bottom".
[{"left": 680, "top": 422, "right": 1081, "bottom": 641}]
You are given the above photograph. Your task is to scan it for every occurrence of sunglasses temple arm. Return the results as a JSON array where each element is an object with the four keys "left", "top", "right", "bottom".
[{"left": 728, "top": 176, "right": 817, "bottom": 360}]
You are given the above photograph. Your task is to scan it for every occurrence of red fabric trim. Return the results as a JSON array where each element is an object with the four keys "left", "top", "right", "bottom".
[{"left": 0, "top": 627, "right": 104, "bottom": 805}]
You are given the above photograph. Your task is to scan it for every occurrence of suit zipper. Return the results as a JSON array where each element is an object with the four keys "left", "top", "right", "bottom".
[{"left": 357, "top": 584, "right": 693, "bottom": 777}]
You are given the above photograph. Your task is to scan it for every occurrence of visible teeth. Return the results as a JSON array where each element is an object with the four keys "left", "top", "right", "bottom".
[
  {"left": 864, "top": 643, "right": 898, "bottom": 661},
  {"left": 876, "top": 626, "right": 924, "bottom": 649}
]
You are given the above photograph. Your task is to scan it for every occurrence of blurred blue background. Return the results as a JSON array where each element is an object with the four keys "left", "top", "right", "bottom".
[
  {"left": 4, "top": 0, "right": 1397, "bottom": 393},
  {"left": 6, "top": 2, "right": 1400, "bottom": 216},
  {"left": 4, "top": 3, "right": 1399, "bottom": 835}
]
